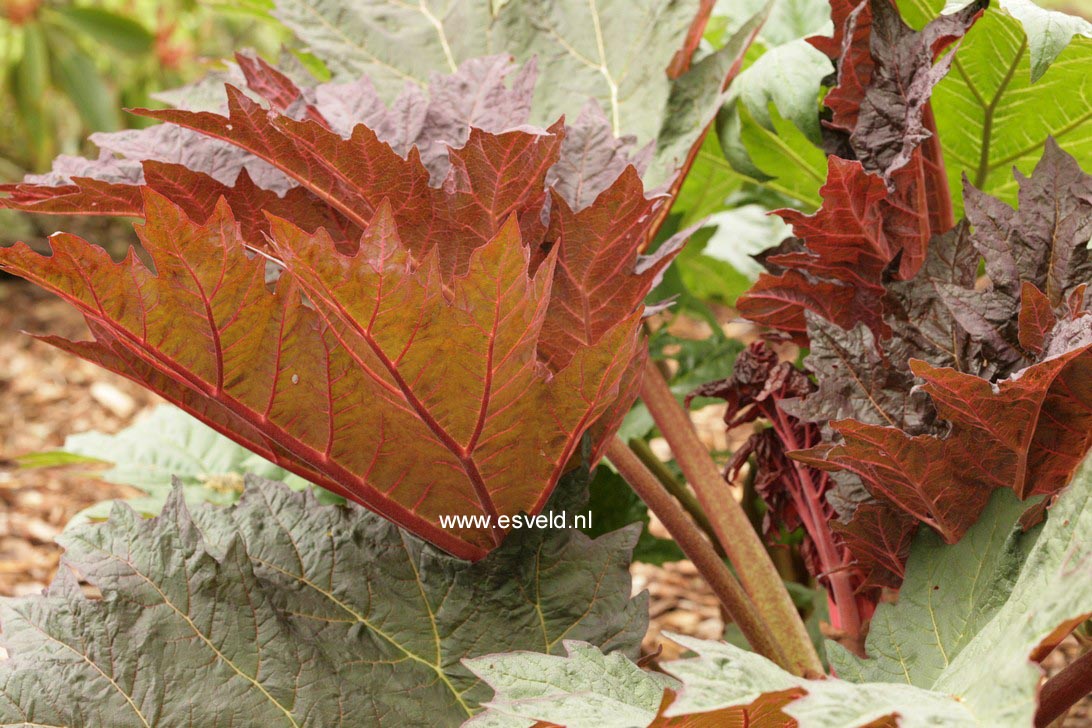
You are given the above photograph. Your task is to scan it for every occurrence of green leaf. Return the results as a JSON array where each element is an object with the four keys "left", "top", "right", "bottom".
[
  {"left": 735, "top": 39, "right": 831, "bottom": 141},
  {"left": 713, "top": 0, "right": 832, "bottom": 48},
  {"left": 471, "top": 635, "right": 977, "bottom": 726},
  {"left": 26, "top": 405, "right": 314, "bottom": 520},
  {"left": 60, "top": 405, "right": 309, "bottom": 493},
  {"left": 662, "top": 635, "right": 980, "bottom": 725},
  {"left": 653, "top": 8, "right": 771, "bottom": 184},
  {"left": 902, "top": 0, "right": 1092, "bottom": 214},
  {"left": 465, "top": 641, "right": 678, "bottom": 728},
  {"left": 11, "top": 23, "right": 53, "bottom": 168},
  {"left": 13, "top": 450, "right": 104, "bottom": 469},
  {"left": 47, "top": 34, "right": 119, "bottom": 131},
  {"left": 50, "top": 6, "right": 156, "bottom": 55},
  {"left": 943, "top": 0, "right": 1092, "bottom": 81},
  {"left": 703, "top": 202, "right": 794, "bottom": 280},
  {"left": 0, "top": 471, "right": 647, "bottom": 727},
  {"left": 719, "top": 101, "right": 827, "bottom": 209},
  {"left": 709, "top": 0, "right": 829, "bottom": 210},
  {"left": 272, "top": 0, "right": 762, "bottom": 184},
  {"left": 14, "top": 24, "right": 49, "bottom": 102},
  {"left": 829, "top": 452, "right": 1092, "bottom": 726},
  {"left": 467, "top": 454, "right": 1092, "bottom": 726},
  {"left": 675, "top": 226, "right": 756, "bottom": 305},
  {"left": 672, "top": 134, "right": 745, "bottom": 227}
]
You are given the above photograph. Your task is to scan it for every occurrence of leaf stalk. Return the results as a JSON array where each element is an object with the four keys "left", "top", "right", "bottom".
[
  {"left": 627, "top": 436, "right": 722, "bottom": 555},
  {"left": 637, "top": 358, "right": 823, "bottom": 676},
  {"left": 605, "top": 436, "right": 790, "bottom": 669},
  {"left": 1036, "top": 647, "right": 1092, "bottom": 728}
]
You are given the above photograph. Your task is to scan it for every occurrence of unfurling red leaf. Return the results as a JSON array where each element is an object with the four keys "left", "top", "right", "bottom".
[
  {"left": 0, "top": 61, "right": 681, "bottom": 559},
  {"left": 0, "top": 474, "right": 647, "bottom": 727},
  {"left": 736, "top": 0, "right": 1092, "bottom": 597},
  {"left": 849, "top": 0, "right": 986, "bottom": 180},
  {"left": 736, "top": 156, "right": 926, "bottom": 339},
  {"left": 802, "top": 340, "right": 1092, "bottom": 544}
]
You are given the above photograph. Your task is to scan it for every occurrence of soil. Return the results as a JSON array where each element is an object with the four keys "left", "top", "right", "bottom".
[{"left": 0, "top": 278, "right": 1088, "bottom": 725}]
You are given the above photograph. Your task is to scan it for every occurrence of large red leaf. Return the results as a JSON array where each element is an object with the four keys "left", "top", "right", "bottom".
[
  {"left": 0, "top": 188, "right": 649, "bottom": 558},
  {"left": 737, "top": 157, "right": 921, "bottom": 339},
  {"left": 0, "top": 33, "right": 736, "bottom": 558},
  {"left": 911, "top": 351, "right": 1092, "bottom": 499}
]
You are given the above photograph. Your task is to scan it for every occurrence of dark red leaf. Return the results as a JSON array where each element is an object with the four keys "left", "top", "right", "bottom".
[
  {"left": 830, "top": 501, "right": 917, "bottom": 590},
  {"left": 1018, "top": 282, "right": 1057, "bottom": 355}
]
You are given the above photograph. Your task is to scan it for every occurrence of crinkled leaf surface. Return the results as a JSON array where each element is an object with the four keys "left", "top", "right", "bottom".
[
  {"left": 741, "top": 87, "right": 1092, "bottom": 589},
  {"left": 790, "top": 313, "right": 929, "bottom": 431},
  {"left": 805, "top": 337, "right": 1092, "bottom": 542},
  {"left": 797, "top": 142, "right": 1092, "bottom": 554},
  {"left": 829, "top": 452, "right": 1092, "bottom": 727},
  {"left": 0, "top": 95, "right": 675, "bottom": 559},
  {"left": 962, "top": 137, "right": 1092, "bottom": 308},
  {"left": 0, "top": 472, "right": 647, "bottom": 728},
  {"left": 469, "top": 634, "right": 980, "bottom": 727},
  {"left": 270, "top": 0, "right": 744, "bottom": 184},
  {"left": 848, "top": 0, "right": 985, "bottom": 181},
  {"left": 464, "top": 641, "right": 679, "bottom": 728},
  {"left": 3, "top": 54, "right": 636, "bottom": 218}
]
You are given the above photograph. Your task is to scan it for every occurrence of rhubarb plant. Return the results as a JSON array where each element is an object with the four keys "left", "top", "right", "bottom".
[{"left": 2, "top": 0, "right": 1092, "bottom": 725}]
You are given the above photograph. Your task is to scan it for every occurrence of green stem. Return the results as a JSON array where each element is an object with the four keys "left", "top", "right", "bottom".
[
  {"left": 627, "top": 437, "right": 722, "bottom": 555},
  {"left": 606, "top": 437, "right": 789, "bottom": 668},
  {"left": 638, "top": 358, "right": 823, "bottom": 676}
]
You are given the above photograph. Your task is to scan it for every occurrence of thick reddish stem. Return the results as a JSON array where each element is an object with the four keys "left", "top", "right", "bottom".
[
  {"left": 1036, "top": 648, "right": 1092, "bottom": 727},
  {"left": 667, "top": 0, "right": 717, "bottom": 79},
  {"left": 606, "top": 437, "right": 790, "bottom": 668},
  {"left": 771, "top": 406, "right": 863, "bottom": 641},
  {"left": 639, "top": 359, "right": 823, "bottom": 676}
]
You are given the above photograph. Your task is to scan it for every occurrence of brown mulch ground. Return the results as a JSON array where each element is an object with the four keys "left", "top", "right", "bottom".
[
  {"left": 0, "top": 282, "right": 156, "bottom": 597},
  {"left": 0, "top": 278, "right": 1089, "bottom": 724}
]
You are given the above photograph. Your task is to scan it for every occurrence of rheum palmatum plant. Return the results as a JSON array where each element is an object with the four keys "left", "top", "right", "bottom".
[
  {"left": 714, "top": 0, "right": 1092, "bottom": 646},
  {"left": 2, "top": 0, "right": 1092, "bottom": 726},
  {"left": 1, "top": 54, "right": 682, "bottom": 560}
]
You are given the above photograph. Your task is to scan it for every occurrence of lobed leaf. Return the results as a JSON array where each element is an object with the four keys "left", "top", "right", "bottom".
[
  {"left": 1, "top": 173, "right": 657, "bottom": 557},
  {"left": 270, "top": 0, "right": 739, "bottom": 185},
  {"left": 0, "top": 472, "right": 646, "bottom": 727},
  {"left": 740, "top": 89, "right": 1092, "bottom": 588},
  {"left": 901, "top": 0, "right": 1092, "bottom": 214},
  {"left": 830, "top": 452, "right": 1092, "bottom": 726},
  {"left": 473, "top": 455, "right": 1092, "bottom": 726},
  {"left": 1, "top": 44, "right": 700, "bottom": 558}
]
